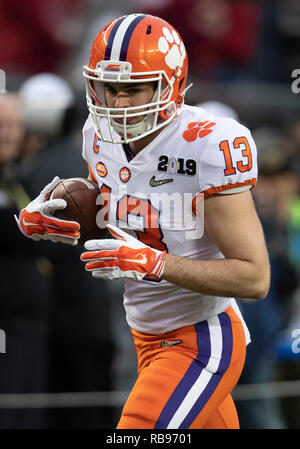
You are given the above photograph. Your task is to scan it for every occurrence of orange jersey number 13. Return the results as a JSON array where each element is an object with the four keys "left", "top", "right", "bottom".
[{"left": 219, "top": 136, "right": 253, "bottom": 176}]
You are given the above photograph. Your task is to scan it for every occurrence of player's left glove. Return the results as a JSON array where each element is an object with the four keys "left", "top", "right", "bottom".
[{"left": 80, "top": 224, "right": 167, "bottom": 281}]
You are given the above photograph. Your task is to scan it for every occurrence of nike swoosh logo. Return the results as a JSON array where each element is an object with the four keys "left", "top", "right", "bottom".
[
  {"left": 123, "top": 254, "right": 148, "bottom": 264},
  {"left": 149, "top": 176, "right": 173, "bottom": 187},
  {"left": 161, "top": 339, "right": 183, "bottom": 348},
  {"left": 22, "top": 217, "right": 38, "bottom": 227}
]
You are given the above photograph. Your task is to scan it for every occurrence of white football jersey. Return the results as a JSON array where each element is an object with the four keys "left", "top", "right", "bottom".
[{"left": 82, "top": 105, "right": 257, "bottom": 340}]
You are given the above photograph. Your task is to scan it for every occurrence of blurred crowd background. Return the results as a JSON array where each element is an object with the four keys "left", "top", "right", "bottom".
[{"left": 0, "top": 0, "right": 300, "bottom": 429}]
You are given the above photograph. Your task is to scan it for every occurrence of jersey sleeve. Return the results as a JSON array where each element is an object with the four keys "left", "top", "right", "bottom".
[{"left": 199, "top": 118, "right": 257, "bottom": 197}]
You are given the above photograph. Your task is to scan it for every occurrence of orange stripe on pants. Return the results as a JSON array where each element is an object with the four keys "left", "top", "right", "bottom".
[{"left": 117, "top": 306, "right": 246, "bottom": 429}]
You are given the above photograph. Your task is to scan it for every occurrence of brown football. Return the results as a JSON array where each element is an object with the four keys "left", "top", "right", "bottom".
[{"left": 49, "top": 177, "right": 109, "bottom": 245}]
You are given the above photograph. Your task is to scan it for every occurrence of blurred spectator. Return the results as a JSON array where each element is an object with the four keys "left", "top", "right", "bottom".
[
  {"left": 17, "top": 73, "right": 115, "bottom": 428},
  {"left": 196, "top": 100, "right": 240, "bottom": 121},
  {"left": 0, "top": 0, "right": 86, "bottom": 77},
  {"left": 284, "top": 117, "right": 300, "bottom": 177},
  {"left": 236, "top": 128, "right": 298, "bottom": 429},
  {"left": 272, "top": 117, "right": 300, "bottom": 429},
  {"left": 0, "top": 93, "right": 52, "bottom": 428},
  {"left": 140, "top": 0, "right": 262, "bottom": 80},
  {"left": 277, "top": 0, "right": 300, "bottom": 76},
  {"left": 18, "top": 73, "right": 77, "bottom": 186},
  {"left": 193, "top": 101, "right": 294, "bottom": 428},
  {"left": 0, "top": 95, "right": 24, "bottom": 166},
  {"left": 15, "top": 73, "right": 115, "bottom": 428},
  {"left": 68, "top": 3, "right": 134, "bottom": 91}
]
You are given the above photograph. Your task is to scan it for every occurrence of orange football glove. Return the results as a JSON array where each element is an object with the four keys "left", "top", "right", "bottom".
[
  {"left": 80, "top": 224, "right": 167, "bottom": 281},
  {"left": 15, "top": 176, "right": 80, "bottom": 245}
]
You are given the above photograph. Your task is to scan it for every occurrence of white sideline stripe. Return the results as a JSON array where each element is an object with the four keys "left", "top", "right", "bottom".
[
  {"left": 0, "top": 380, "right": 299, "bottom": 408},
  {"left": 110, "top": 14, "right": 143, "bottom": 60},
  {"left": 167, "top": 316, "right": 223, "bottom": 429}
]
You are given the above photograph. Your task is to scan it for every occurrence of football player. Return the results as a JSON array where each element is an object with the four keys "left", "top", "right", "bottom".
[{"left": 16, "top": 14, "right": 270, "bottom": 429}]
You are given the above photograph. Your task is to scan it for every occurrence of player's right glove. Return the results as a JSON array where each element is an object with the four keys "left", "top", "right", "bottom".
[
  {"left": 14, "top": 176, "right": 80, "bottom": 245},
  {"left": 81, "top": 224, "right": 167, "bottom": 281}
]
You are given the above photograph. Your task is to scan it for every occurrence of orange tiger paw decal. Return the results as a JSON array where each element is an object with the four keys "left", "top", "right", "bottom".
[{"left": 183, "top": 121, "right": 216, "bottom": 142}]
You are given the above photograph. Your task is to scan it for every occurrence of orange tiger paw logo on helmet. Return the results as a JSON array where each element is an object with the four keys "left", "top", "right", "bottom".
[
  {"left": 183, "top": 121, "right": 216, "bottom": 142},
  {"left": 158, "top": 27, "right": 186, "bottom": 74}
]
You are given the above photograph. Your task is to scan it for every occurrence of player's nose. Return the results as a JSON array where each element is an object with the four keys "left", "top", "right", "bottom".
[{"left": 113, "top": 92, "right": 130, "bottom": 108}]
